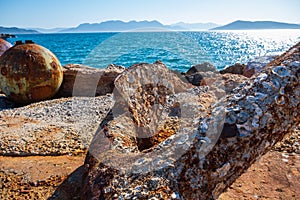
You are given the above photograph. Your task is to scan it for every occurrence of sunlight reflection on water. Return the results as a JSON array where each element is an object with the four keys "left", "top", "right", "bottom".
[{"left": 7, "top": 29, "right": 300, "bottom": 71}]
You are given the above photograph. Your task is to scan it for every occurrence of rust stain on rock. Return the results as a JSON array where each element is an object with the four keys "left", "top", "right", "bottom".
[{"left": 30, "top": 85, "right": 55, "bottom": 100}]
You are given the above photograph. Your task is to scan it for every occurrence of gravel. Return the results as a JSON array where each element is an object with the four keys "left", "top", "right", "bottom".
[{"left": 0, "top": 95, "right": 114, "bottom": 156}]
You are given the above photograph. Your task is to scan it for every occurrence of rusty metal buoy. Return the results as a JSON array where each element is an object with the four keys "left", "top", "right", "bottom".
[
  {"left": 0, "top": 41, "right": 63, "bottom": 104},
  {"left": 0, "top": 38, "right": 12, "bottom": 57}
]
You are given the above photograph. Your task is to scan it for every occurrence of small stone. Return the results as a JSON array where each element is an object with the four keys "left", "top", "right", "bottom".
[
  {"left": 272, "top": 66, "right": 291, "bottom": 77},
  {"left": 254, "top": 73, "right": 268, "bottom": 83},
  {"left": 171, "top": 192, "right": 178, "bottom": 199}
]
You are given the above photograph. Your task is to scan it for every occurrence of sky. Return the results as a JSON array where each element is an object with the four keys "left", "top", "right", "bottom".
[{"left": 0, "top": 0, "right": 300, "bottom": 29}]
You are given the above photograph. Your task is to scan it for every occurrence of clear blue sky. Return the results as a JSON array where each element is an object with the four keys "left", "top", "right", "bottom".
[{"left": 1, "top": 0, "right": 299, "bottom": 28}]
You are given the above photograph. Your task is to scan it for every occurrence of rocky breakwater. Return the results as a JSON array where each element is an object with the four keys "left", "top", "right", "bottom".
[
  {"left": 0, "top": 63, "right": 124, "bottom": 198},
  {"left": 0, "top": 38, "right": 125, "bottom": 198},
  {"left": 183, "top": 62, "right": 248, "bottom": 94},
  {"left": 220, "top": 56, "right": 276, "bottom": 78},
  {"left": 0, "top": 39, "right": 126, "bottom": 198},
  {"left": 81, "top": 42, "right": 300, "bottom": 199}
]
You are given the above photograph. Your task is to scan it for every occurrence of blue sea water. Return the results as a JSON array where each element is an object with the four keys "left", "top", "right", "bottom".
[{"left": 7, "top": 30, "right": 300, "bottom": 72}]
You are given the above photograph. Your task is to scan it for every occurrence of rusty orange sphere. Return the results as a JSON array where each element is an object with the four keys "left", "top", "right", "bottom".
[
  {"left": 0, "top": 38, "right": 12, "bottom": 56},
  {"left": 0, "top": 42, "right": 63, "bottom": 104}
]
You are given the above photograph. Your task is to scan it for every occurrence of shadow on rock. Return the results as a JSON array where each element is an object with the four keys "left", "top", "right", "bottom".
[{"left": 49, "top": 166, "right": 84, "bottom": 200}]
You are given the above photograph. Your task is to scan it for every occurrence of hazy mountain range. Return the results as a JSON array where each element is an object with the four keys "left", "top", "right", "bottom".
[
  {"left": 1, "top": 20, "right": 300, "bottom": 34},
  {"left": 60, "top": 20, "right": 220, "bottom": 32},
  {"left": 0, "top": 26, "right": 39, "bottom": 34},
  {"left": 62, "top": 20, "right": 176, "bottom": 32},
  {"left": 212, "top": 20, "right": 300, "bottom": 30},
  {"left": 170, "top": 22, "right": 219, "bottom": 30}
]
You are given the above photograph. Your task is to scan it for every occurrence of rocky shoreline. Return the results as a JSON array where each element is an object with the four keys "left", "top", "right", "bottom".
[{"left": 0, "top": 42, "right": 299, "bottom": 199}]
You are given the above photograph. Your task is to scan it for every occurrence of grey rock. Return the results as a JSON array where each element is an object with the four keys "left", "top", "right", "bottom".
[
  {"left": 185, "top": 73, "right": 204, "bottom": 86},
  {"left": 243, "top": 56, "right": 276, "bottom": 77},
  {"left": 221, "top": 74, "right": 249, "bottom": 94},
  {"left": 186, "top": 62, "right": 217, "bottom": 75},
  {"left": 219, "top": 63, "right": 246, "bottom": 75}
]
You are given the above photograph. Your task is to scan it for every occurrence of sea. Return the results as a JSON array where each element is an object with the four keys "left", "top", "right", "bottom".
[{"left": 6, "top": 30, "right": 300, "bottom": 72}]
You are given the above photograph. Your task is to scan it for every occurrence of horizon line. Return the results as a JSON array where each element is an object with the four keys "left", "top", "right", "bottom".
[{"left": 2, "top": 19, "right": 300, "bottom": 30}]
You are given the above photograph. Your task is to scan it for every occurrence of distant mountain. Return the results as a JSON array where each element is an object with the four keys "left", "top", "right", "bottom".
[
  {"left": 211, "top": 20, "right": 300, "bottom": 30},
  {"left": 171, "top": 22, "right": 220, "bottom": 30},
  {"left": 7, "top": 20, "right": 299, "bottom": 34},
  {"left": 61, "top": 20, "right": 171, "bottom": 32},
  {"left": 0, "top": 26, "right": 39, "bottom": 34},
  {"left": 32, "top": 27, "right": 66, "bottom": 33}
]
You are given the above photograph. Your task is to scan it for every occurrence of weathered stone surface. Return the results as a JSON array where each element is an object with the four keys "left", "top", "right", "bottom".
[
  {"left": 80, "top": 42, "right": 300, "bottom": 199},
  {"left": 0, "top": 38, "right": 12, "bottom": 56},
  {"left": 185, "top": 72, "right": 204, "bottom": 86},
  {"left": 184, "top": 62, "right": 218, "bottom": 86},
  {"left": 220, "top": 57, "right": 277, "bottom": 78},
  {"left": 80, "top": 61, "right": 225, "bottom": 199},
  {"left": 186, "top": 62, "right": 217, "bottom": 75},
  {"left": 185, "top": 62, "right": 248, "bottom": 92},
  {"left": 189, "top": 72, "right": 248, "bottom": 94},
  {"left": 57, "top": 64, "right": 124, "bottom": 97},
  {"left": 0, "top": 42, "right": 63, "bottom": 104},
  {"left": 221, "top": 73, "right": 249, "bottom": 94},
  {"left": 0, "top": 95, "right": 113, "bottom": 156},
  {"left": 50, "top": 124, "right": 300, "bottom": 200}
]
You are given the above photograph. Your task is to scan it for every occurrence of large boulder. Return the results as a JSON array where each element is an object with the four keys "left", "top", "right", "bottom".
[
  {"left": 184, "top": 63, "right": 247, "bottom": 95},
  {"left": 80, "top": 42, "right": 300, "bottom": 199},
  {"left": 219, "top": 63, "right": 246, "bottom": 75},
  {"left": 80, "top": 61, "right": 226, "bottom": 199},
  {"left": 220, "top": 56, "right": 276, "bottom": 78},
  {"left": 243, "top": 55, "right": 276, "bottom": 77},
  {"left": 185, "top": 62, "right": 223, "bottom": 86},
  {"left": 0, "top": 41, "right": 63, "bottom": 104},
  {"left": 186, "top": 62, "right": 217, "bottom": 75},
  {"left": 57, "top": 64, "right": 124, "bottom": 97},
  {"left": 185, "top": 62, "right": 218, "bottom": 86}
]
